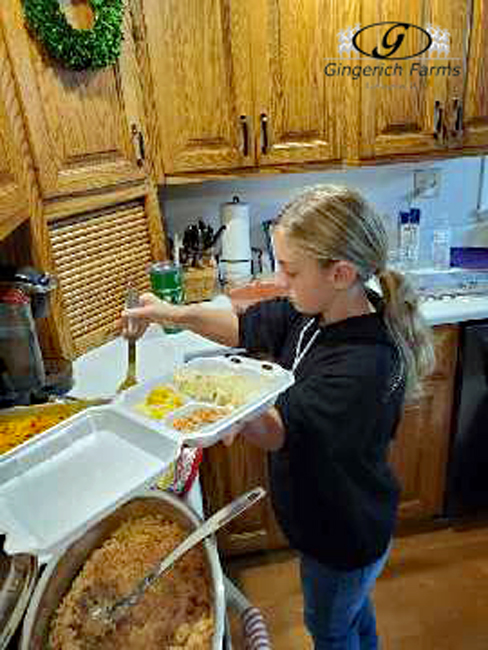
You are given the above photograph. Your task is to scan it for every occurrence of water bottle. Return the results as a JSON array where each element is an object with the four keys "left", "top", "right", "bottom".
[
  {"left": 432, "top": 213, "right": 451, "bottom": 270},
  {"left": 399, "top": 210, "right": 411, "bottom": 268},
  {"left": 409, "top": 208, "right": 421, "bottom": 268}
]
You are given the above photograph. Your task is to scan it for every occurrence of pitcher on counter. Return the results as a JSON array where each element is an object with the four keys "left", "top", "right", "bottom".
[{"left": 122, "top": 185, "right": 435, "bottom": 650}]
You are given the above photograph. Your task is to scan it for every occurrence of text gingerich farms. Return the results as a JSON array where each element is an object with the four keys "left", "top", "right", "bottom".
[{"left": 324, "top": 61, "right": 462, "bottom": 81}]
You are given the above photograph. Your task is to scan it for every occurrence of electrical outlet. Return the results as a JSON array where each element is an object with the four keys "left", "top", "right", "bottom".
[{"left": 413, "top": 169, "right": 441, "bottom": 198}]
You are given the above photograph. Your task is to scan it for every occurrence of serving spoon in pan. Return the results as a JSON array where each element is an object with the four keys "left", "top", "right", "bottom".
[{"left": 91, "top": 486, "right": 266, "bottom": 625}]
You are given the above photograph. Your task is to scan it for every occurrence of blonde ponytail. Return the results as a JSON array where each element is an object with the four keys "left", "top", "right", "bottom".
[{"left": 377, "top": 269, "right": 435, "bottom": 399}]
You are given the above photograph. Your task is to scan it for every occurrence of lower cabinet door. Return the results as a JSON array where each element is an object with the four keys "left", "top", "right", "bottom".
[
  {"left": 389, "top": 379, "right": 454, "bottom": 521},
  {"left": 200, "top": 439, "right": 287, "bottom": 556}
]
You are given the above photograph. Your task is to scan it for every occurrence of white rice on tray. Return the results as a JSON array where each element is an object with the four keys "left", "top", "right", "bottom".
[
  {"left": 173, "top": 369, "right": 267, "bottom": 408},
  {"left": 49, "top": 515, "right": 214, "bottom": 649}
]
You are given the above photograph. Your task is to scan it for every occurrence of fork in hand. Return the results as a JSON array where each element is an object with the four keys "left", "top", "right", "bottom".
[{"left": 117, "top": 285, "right": 140, "bottom": 393}]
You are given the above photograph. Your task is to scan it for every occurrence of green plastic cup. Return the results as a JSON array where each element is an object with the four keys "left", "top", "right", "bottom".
[{"left": 149, "top": 262, "right": 184, "bottom": 334}]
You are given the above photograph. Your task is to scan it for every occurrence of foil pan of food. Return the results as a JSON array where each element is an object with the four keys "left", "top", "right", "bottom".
[
  {"left": 20, "top": 490, "right": 225, "bottom": 650},
  {"left": 0, "top": 399, "right": 107, "bottom": 459}
]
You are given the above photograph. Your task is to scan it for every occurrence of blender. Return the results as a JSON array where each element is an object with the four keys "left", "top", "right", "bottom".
[{"left": 0, "top": 266, "right": 59, "bottom": 407}]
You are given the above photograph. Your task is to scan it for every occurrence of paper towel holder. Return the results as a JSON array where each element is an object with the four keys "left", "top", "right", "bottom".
[{"left": 219, "top": 195, "right": 253, "bottom": 286}]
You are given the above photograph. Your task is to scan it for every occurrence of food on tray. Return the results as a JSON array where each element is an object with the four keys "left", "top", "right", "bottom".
[
  {"left": 135, "top": 384, "right": 184, "bottom": 420},
  {"left": 49, "top": 514, "right": 214, "bottom": 649},
  {"left": 173, "top": 368, "right": 266, "bottom": 408},
  {"left": 172, "top": 406, "right": 230, "bottom": 433},
  {"left": 0, "top": 408, "right": 79, "bottom": 455}
]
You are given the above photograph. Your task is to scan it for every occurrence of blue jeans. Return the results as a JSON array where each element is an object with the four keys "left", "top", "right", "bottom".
[{"left": 299, "top": 544, "right": 391, "bottom": 650}]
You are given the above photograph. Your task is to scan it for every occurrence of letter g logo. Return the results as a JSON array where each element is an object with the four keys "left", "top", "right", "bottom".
[{"left": 352, "top": 22, "right": 432, "bottom": 60}]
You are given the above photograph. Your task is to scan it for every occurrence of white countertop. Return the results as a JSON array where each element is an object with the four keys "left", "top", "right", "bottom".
[
  {"left": 68, "top": 292, "right": 488, "bottom": 519},
  {"left": 71, "top": 292, "right": 488, "bottom": 402},
  {"left": 419, "top": 294, "right": 488, "bottom": 326},
  {"left": 70, "top": 319, "right": 228, "bottom": 401}
]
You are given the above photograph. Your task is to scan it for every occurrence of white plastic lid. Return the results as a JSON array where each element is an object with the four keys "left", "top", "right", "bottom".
[{"left": 0, "top": 406, "right": 181, "bottom": 563}]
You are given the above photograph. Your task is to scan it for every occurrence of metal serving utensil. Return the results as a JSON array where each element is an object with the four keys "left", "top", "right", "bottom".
[
  {"left": 91, "top": 487, "right": 266, "bottom": 625},
  {"left": 116, "top": 284, "right": 139, "bottom": 393}
]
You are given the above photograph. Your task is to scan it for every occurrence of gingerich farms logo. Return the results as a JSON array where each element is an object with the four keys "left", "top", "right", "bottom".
[{"left": 326, "top": 22, "right": 462, "bottom": 88}]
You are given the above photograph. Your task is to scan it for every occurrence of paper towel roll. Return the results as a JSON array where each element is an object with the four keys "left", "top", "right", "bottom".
[
  {"left": 220, "top": 196, "right": 252, "bottom": 282},
  {"left": 220, "top": 196, "right": 252, "bottom": 260}
]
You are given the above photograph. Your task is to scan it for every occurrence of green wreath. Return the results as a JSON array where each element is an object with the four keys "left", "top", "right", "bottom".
[{"left": 23, "top": 0, "right": 124, "bottom": 71}]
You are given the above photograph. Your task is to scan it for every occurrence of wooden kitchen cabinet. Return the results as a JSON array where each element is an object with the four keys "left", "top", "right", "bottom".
[
  {"left": 0, "top": 0, "right": 148, "bottom": 200},
  {"left": 200, "top": 437, "right": 288, "bottom": 556},
  {"left": 135, "top": 0, "right": 488, "bottom": 175},
  {"left": 135, "top": 0, "right": 253, "bottom": 175},
  {"left": 44, "top": 186, "right": 166, "bottom": 358},
  {"left": 0, "top": 21, "right": 30, "bottom": 240},
  {"left": 135, "top": 0, "right": 342, "bottom": 178},
  {"left": 248, "top": 0, "right": 342, "bottom": 166},
  {"left": 356, "top": 0, "right": 468, "bottom": 160},
  {"left": 389, "top": 324, "right": 459, "bottom": 521},
  {"left": 201, "top": 325, "right": 459, "bottom": 556},
  {"left": 449, "top": 0, "right": 488, "bottom": 150},
  {"left": 0, "top": 2, "right": 168, "bottom": 360},
  {"left": 390, "top": 381, "right": 454, "bottom": 520}
]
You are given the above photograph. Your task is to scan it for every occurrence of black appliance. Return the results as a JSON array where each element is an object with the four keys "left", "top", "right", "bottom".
[
  {"left": 445, "top": 320, "right": 488, "bottom": 516},
  {"left": 0, "top": 266, "right": 68, "bottom": 407}
]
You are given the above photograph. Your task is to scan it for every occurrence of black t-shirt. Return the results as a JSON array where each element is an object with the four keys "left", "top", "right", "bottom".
[{"left": 238, "top": 294, "right": 406, "bottom": 570}]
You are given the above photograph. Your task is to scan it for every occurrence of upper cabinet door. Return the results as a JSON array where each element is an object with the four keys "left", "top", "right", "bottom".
[
  {"left": 0, "top": 23, "right": 29, "bottom": 240},
  {"left": 140, "top": 0, "right": 253, "bottom": 175},
  {"left": 251, "top": 0, "right": 340, "bottom": 165},
  {"left": 452, "top": 0, "right": 488, "bottom": 149},
  {"left": 358, "top": 0, "right": 467, "bottom": 159},
  {"left": 0, "top": 0, "right": 146, "bottom": 200}
]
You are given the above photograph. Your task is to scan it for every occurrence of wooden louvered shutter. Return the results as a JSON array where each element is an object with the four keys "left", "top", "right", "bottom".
[{"left": 49, "top": 200, "right": 156, "bottom": 357}]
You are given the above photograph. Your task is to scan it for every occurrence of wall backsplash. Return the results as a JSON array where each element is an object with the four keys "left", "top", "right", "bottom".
[{"left": 159, "top": 156, "right": 488, "bottom": 272}]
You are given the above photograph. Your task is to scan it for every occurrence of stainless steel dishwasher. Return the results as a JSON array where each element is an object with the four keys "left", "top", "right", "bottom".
[{"left": 445, "top": 319, "right": 488, "bottom": 517}]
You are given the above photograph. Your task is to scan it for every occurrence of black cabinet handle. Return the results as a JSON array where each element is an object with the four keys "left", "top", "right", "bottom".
[
  {"left": 433, "top": 100, "right": 444, "bottom": 142},
  {"left": 240, "top": 115, "right": 249, "bottom": 157},
  {"left": 260, "top": 113, "right": 269, "bottom": 154},
  {"left": 131, "top": 123, "right": 145, "bottom": 166},
  {"left": 453, "top": 98, "right": 463, "bottom": 137},
  {"left": 138, "top": 130, "right": 146, "bottom": 165}
]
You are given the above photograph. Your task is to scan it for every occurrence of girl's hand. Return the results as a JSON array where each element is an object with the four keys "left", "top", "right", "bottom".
[
  {"left": 222, "top": 423, "right": 242, "bottom": 447},
  {"left": 121, "top": 292, "right": 180, "bottom": 339}
]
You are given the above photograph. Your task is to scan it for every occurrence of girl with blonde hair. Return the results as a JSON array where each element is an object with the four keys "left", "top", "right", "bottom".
[{"left": 123, "top": 185, "right": 434, "bottom": 649}]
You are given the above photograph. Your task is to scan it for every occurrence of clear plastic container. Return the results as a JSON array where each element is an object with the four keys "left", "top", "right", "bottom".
[{"left": 432, "top": 214, "right": 452, "bottom": 270}]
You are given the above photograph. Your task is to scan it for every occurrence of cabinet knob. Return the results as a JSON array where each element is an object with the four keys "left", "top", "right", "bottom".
[{"left": 260, "top": 113, "right": 269, "bottom": 155}]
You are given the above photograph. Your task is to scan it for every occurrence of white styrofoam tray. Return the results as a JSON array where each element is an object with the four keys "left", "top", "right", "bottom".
[
  {"left": 113, "top": 355, "right": 294, "bottom": 447},
  {"left": 0, "top": 405, "right": 180, "bottom": 562}
]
